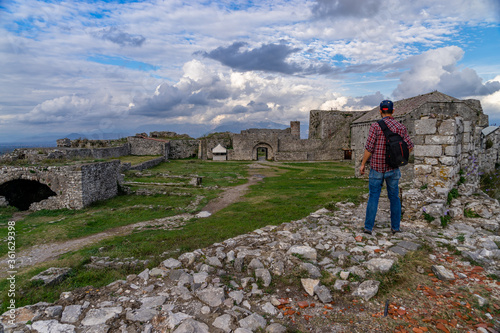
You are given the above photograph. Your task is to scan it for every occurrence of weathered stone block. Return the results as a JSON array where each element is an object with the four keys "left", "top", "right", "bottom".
[
  {"left": 412, "top": 136, "right": 425, "bottom": 145},
  {"left": 439, "top": 156, "right": 457, "bottom": 166},
  {"left": 423, "top": 203, "right": 445, "bottom": 218},
  {"left": 414, "top": 145, "right": 442, "bottom": 157},
  {"left": 238, "top": 313, "right": 267, "bottom": 331},
  {"left": 431, "top": 265, "right": 455, "bottom": 281},
  {"left": 455, "top": 117, "right": 464, "bottom": 134},
  {"left": 463, "top": 121, "right": 471, "bottom": 133},
  {"left": 424, "top": 158, "right": 439, "bottom": 165},
  {"left": 425, "top": 135, "right": 456, "bottom": 145},
  {"left": 287, "top": 245, "right": 317, "bottom": 261},
  {"left": 352, "top": 280, "right": 380, "bottom": 301},
  {"left": 414, "top": 165, "right": 432, "bottom": 175},
  {"left": 438, "top": 120, "right": 457, "bottom": 135},
  {"left": 434, "top": 166, "right": 457, "bottom": 180},
  {"left": 364, "top": 258, "right": 394, "bottom": 273},
  {"left": 462, "top": 132, "right": 471, "bottom": 144},
  {"left": 445, "top": 145, "right": 461, "bottom": 156},
  {"left": 32, "top": 320, "right": 75, "bottom": 333},
  {"left": 30, "top": 267, "right": 72, "bottom": 286},
  {"left": 81, "top": 307, "right": 122, "bottom": 326},
  {"left": 415, "top": 119, "right": 437, "bottom": 135}
]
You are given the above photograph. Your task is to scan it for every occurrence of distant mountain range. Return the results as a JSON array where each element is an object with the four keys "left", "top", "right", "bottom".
[{"left": 0, "top": 121, "right": 309, "bottom": 154}]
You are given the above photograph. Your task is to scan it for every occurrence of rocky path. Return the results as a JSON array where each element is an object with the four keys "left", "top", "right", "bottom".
[
  {"left": 2, "top": 188, "right": 499, "bottom": 333},
  {"left": 197, "top": 163, "right": 267, "bottom": 215},
  {"left": 0, "top": 163, "right": 268, "bottom": 277},
  {"left": 0, "top": 214, "right": 192, "bottom": 276}
]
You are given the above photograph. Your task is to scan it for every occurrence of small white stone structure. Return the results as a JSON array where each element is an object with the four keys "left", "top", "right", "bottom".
[{"left": 212, "top": 144, "right": 227, "bottom": 161}]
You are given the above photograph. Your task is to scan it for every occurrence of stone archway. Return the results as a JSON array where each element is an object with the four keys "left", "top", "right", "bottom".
[
  {"left": 0, "top": 179, "right": 57, "bottom": 211},
  {"left": 252, "top": 142, "right": 274, "bottom": 161}
]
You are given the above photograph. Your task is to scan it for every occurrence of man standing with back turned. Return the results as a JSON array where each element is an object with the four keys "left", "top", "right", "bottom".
[{"left": 359, "top": 100, "right": 413, "bottom": 235}]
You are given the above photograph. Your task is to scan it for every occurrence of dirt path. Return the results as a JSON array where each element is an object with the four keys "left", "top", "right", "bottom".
[
  {"left": 199, "top": 162, "right": 267, "bottom": 214},
  {"left": 0, "top": 163, "right": 269, "bottom": 276}
]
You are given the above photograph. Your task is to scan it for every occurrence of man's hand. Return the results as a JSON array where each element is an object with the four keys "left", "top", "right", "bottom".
[
  {"left": 360, "top": 149, "right": 372, "bottom": 176},
  {"left": 360, "top": 164, "right": 365, "bottom": 175}
]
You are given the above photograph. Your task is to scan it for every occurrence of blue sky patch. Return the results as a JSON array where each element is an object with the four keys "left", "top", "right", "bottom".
[{"left": 87, "top": 54, "right": 158, "bottom": 71}]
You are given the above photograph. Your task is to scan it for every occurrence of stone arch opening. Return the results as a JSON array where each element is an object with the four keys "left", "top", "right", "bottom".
[
  {"left": 0, "top": 179, "right": 57, "bottom": 211},
  {"left": 252, "top": 143, "right": 274, "bottom": 161}
]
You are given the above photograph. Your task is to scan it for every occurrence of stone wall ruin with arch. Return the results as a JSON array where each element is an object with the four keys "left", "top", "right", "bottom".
[{"left": 0, "top": 160, "right": 120, "bottom": 211}]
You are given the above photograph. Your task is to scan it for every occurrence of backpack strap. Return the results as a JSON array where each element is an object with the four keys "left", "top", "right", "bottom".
[{"left": 377, "top": 119, "right": 391, "bottom": 138}]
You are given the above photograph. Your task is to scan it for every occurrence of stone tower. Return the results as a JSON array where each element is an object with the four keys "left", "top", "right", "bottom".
[{"left": 290, "top": 121, "right": 300, "bottom": 138}]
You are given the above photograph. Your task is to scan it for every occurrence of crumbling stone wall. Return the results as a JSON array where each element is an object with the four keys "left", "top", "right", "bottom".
[
  {"left": 150, "top": 131, "right": 192, "bottom": 140},
  {"left": 57, "top": 138, "right": 119, "bottom": 149},
  {"left": 309, "top": 110, "right": 365, "bottom": 140},
  {"left": 231, "top": 131, "right": 282, "bottom": 160},
  {"left": 120, "top": 157, "right": 166, "bottom": 172},
  {"left": 480, "top": 128, "right": 500, "bottom": 174},
  {"left": 0, "top": 161, "right": 120, "bottom": 210},
  {"left": 0, "top": 145, "right": 131, "bottom": 164},
  {"left": 307, "top": 110, "right": 366, "bottom": 161},
  {"left": 168, "top": 140, "right": 199, "bottom": 159},
  {"left": 276, "top": 139, "right": 339, "bottom": 161},
  {"left": 199, "top": 133, "right": 233, "bottom": 160},
  {"left": 404, "top": 112, "right": 498, "bottom": 220},
  {"left": 127, "top": 137, "right": 168, "bottom": 158},
  {"left": 352, "top": 100, "right": 488, "bottom": 181},
  {"left": 81, "top": 161, "right": 121, "bottom": 207}
]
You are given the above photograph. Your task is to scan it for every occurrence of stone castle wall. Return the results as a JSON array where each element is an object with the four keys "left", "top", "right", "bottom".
[
  {"left": 120, "top": 157, "right": 166, "bottom": 172},
  {"left": 0, "top": 161, "right": 120, "bottom": 210},
  {"left": 81, "top": 161, "right": 121, "bottom": 207},
  {"left": 351, "top": 100, "right": 489, "bottom": 181},
  {"left": 169, "top": 140, "right": 199, "bottom": 159},
  {"left": 199, "top": 133, "right": 233, "bottom": 160},
  {"left": 404, "top": 112, "right": 499, "bottom": 220},
  {"left": 1, "top": 145, "right": 131, "bottom": 164},
  {"left": 480, "top": 129, "right": 500, "bottom": 174},
  {"left": 127, "top": 137, "right": 168, "bottom": 157},
  {"left": 231, "top": 133, "right": 282, "bottom": 160},
  {"left": 309, "top": 110, "right": 366, "bottom": 140}
]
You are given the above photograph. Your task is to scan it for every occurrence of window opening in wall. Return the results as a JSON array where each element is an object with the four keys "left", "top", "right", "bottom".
[
  {"left": 0, "top": 179, "right": 57, "bottom": 210},
  {"left": 344, "top": 150, "right": 352, "bottom": 160}
]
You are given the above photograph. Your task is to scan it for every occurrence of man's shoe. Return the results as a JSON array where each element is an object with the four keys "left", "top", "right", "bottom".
[
  {"left": 363, "top": 228, "right": 372, "bottom": 235},
  {"left": 391, "top": 228, "right": 401, "bottom": 234}
]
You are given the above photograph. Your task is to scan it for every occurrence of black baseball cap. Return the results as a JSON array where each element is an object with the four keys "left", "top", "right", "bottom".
[{"left": 380, "top": 100, "right": 393, "bottom": 112}]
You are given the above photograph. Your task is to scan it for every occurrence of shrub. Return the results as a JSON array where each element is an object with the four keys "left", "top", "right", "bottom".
[
  {"left": 423, "top": 211, "right": 435, "bottom": 222},
  {"left": 440, "top": 214, "right": 451, "bottom": 228},
  {"left": 447, "top": 188, "right": 459, "bottom": 205}
]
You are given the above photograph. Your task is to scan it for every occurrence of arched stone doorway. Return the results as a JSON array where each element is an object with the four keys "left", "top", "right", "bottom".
[
  {"left": 252, "top": 143, "right": 274, "bottom": 161},
  {"left": 0, "top": 179, "right": 57, "bottom": 210}
]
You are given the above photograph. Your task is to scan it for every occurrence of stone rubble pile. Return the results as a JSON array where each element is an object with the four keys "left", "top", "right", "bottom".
[{"left": 1, "top": 194, "right": 499, "bottom": 333}]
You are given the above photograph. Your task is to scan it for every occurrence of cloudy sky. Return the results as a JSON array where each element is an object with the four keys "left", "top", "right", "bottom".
[{"left": 1, "top": 0, "right": 499, "bottom": 141}]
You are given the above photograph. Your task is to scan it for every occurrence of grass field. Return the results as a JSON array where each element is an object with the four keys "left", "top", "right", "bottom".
[{"left": 0, "top": 159, "right": 366, "bottom": 312}]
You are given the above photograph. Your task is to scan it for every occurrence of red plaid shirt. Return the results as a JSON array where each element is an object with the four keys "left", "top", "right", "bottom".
[{"left": 365, "top": 116, "right": 413, "bottom": 173}]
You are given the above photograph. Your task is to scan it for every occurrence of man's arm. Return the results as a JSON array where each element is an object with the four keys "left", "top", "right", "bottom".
[{"left": 359, "top": 149, "right": 372, "bottom": 175}]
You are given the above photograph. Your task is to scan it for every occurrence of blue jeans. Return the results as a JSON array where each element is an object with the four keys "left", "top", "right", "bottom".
[{"left": 364, "top": 168, "right": 401, "bottom": 232}]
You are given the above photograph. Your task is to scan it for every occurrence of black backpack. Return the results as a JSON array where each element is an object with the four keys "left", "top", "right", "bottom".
[{"left": 377, "top": 119, "right": 410, "bottom": 168}]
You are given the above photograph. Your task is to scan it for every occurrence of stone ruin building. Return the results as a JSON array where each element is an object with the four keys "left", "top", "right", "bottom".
[{"left": 0, "top": 91, "right": 498, "bottom": 213}]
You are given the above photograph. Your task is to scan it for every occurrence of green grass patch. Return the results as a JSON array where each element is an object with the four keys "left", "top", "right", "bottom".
[
  {"left": 115, "top": 155, "right": 162, "bottom": 165},
  {"left": 447, "top": 188, "right": 459, "bottom": 205},
  {"left": 464, "top": 208, "right": 481, "bottom": 218},
  {"left": 0, "top": 206, "right": 17, "bottom": 225},
  {"left": 374, "top": 247, "right": 432, "bottom": 296},
  {"left": 0, "top": 160, "right": 365, "bottom": 312}
]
